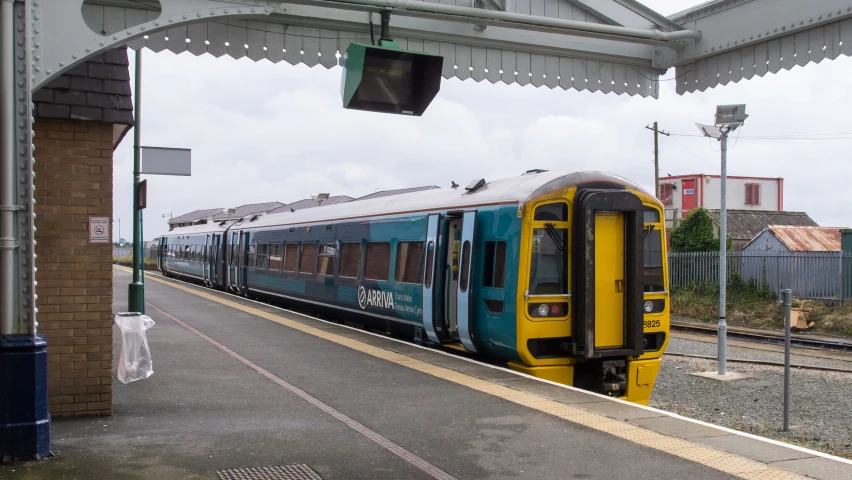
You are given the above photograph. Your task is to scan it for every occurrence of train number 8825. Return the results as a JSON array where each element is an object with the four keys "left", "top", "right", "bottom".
[{"left": 643, "top": 319, "right": 661, "bottom": 329}]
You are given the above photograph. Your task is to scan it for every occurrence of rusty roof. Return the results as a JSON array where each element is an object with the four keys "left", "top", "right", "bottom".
[{"left": 768, "top": 226, "right": 842, "bottom": 252}]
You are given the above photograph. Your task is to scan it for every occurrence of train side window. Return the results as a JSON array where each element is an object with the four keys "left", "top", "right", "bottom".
[
  {"left": 247, "top": 244, "right": 255, "bottom": 268},
  {"left": 460, "top": 241, "right": 471, "bottom": 292},
  {"left": 339, "top": 243, "right": 361, "bottom": 278},
  {"left": 424, "top": 242, "right": 435, "bottom": 288},
  {"left": 184, "top": 245, "right": 191, "bottom": 259},
  {"left": 395, "top": 242, "right": 423, "bottom": 284},
  {"left": 299, "top": 243, "right": 317, "bottom": 273},
  {"left": 318, "top": 245, "right": 336, "bottom": 276},
  {"left": 283, "top": 244, "right": 297, "bottom": 272},
  {"left": 483, "top": 240, "right": 507, "bottom": 288},
  {"left": 256, "top": 243, "right": 269, "bottom": 269},
  {"left": 365, "top": 242, "right": 390, "bottom": 281},
  {"left": 268, "top": 243, "right": 282, "bottom": 272}
]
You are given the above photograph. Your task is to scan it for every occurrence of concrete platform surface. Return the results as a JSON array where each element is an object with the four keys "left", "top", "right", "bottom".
[{"left": 1, "top": 267, "right": 851, "bottom": 480}]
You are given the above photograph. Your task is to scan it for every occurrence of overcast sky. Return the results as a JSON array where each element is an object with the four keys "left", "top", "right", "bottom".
[{"left": 112, "top": 0, "right": 852, "bottom": 242}]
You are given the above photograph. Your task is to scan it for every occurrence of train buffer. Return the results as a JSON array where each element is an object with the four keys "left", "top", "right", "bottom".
[{"left": 10, "top": 265, "right": 852, "bottom": 480}]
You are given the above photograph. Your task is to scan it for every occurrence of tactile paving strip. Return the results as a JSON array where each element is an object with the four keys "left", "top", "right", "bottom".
[{"left": 216, "top": 464, "right": 323, "bottom": 480}]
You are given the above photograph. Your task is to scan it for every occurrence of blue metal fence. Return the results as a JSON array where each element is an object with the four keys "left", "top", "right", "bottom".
[{"left": 669, "top": 251, "right": 852, "bottom": 300}]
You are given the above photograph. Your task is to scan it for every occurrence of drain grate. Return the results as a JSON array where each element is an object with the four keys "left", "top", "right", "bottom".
[{"left": 216, "top": 464, "right": 323, "bottom": 480}]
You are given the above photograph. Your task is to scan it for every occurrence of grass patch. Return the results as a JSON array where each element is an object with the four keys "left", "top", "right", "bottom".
[
  {"left": 113, "top": 255, "right": 157, "bottom": 269},
  {"left": 672, "top": 275, "right": 852, "bottom": 338}
]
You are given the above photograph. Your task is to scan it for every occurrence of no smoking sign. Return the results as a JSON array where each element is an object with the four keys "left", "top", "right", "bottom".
[{"left": 89, "top": 217, "right": 109, "bottom": 243}]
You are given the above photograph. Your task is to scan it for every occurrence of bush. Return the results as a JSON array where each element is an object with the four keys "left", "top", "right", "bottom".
[{"left": 670, "top": 208, "right": 731, "bottom": 252}]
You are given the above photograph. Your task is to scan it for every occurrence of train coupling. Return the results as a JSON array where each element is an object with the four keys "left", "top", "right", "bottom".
[{"left": 601, "top": 360, "right": 627, "bottom": 396}]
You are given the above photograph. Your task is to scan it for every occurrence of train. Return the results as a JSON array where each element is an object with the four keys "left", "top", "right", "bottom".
[{"left": 156, "top": 170, "right": 670, "bottom": 405}]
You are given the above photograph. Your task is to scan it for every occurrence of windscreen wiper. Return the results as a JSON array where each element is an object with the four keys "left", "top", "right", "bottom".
[{"left": 544, "top": 223, "right": 565, "bottom": 253}]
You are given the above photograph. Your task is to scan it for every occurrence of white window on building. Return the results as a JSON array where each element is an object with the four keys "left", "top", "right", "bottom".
[{"left": 745, "top": 183, "right": 761, "bottom": 206}]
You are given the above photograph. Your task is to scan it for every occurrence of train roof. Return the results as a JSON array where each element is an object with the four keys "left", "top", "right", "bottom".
[{"left": 164, "top": 170, "right": 654, "bottom": 236}]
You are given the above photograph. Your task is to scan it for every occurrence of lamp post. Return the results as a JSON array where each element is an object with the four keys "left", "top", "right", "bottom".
[
  {"left": 696, "top": 104, "right": 748, "bottom": 377},
  {"left": 312, "top": 193, "right": 330, "bottom": 206}
]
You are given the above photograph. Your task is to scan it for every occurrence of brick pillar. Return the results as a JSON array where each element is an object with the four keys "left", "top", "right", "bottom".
[{"left": 33, "top": 120, "right": 114, "bottom": 417}]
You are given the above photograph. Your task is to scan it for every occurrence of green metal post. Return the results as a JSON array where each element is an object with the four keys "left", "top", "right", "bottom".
[{"left": 128, "top": 49, "right": 144, "bottom": 313}]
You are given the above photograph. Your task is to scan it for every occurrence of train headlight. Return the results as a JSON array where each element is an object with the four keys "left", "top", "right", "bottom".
[
  {"left": 643, "top": 301, "right": 654, "bottom": 313},
  {"left": 538, "top": 304, "right": 549, "bottom": 316}
]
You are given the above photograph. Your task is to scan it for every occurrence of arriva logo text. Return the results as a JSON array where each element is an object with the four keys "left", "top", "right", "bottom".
[{"left": 358, "top": 285, "right": 394, "bottom": 310}]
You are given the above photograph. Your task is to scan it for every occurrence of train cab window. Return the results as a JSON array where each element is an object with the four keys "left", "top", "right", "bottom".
[
  {"left": 423, "top": 242, "right": 435, "bottom": 288},
  {"left": 256, "top": 243, "right": 269, "bottom": 269},
  {"left": 339, "top": 243, "right": 361, "bottom": 278},
  {"left": 395, "top": 242, "right": 423, "bottom": 284},
  {"left": 644, "top": 207, "right": 665, "bottom": 292},
  {"left": 483, "top": 241, "right": 507, "bottom": 288},
  {"left": 318, "top": 245, "right": 336, "bottom": 276},
  {"left": 283, "top": 244, "right": 298, "bottom": 272},
  {"left": 365, "top": 242, "right": 390, "bottom": 281},
  {"left": 534, "top": 203, "right": 567, "bottom": 221},
  {"left": 268, "top": 243, "right": 283, "bottom": 272},
  {"left": 299, "top": 243, "right": 317, "bottom": 273}
]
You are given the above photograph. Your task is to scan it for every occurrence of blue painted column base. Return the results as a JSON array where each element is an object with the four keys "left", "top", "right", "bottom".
[{"left": 0, "top": 334, "right": 52, "bottom": 462}]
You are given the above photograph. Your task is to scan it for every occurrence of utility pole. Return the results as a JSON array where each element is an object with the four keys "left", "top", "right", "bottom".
[{"left": 645, "top": 122, "right": 670, "bottom": 199}]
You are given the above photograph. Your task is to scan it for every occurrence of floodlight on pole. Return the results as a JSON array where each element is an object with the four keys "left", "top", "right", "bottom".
[
  {"left": 696, "top": 103, "right": 747, "bottom": 378},
  {"left": 312, "top": 193, "right": 330, "bottom": 206}
]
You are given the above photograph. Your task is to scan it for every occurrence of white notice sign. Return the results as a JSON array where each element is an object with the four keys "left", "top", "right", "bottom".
[{"left": 89, "top": 217, "right": 109, "bottom": 243}]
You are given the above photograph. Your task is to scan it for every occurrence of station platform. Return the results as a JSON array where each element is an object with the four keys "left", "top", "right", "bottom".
[{"left": 4, "top": 267, "right": 852, "bottom": 480}]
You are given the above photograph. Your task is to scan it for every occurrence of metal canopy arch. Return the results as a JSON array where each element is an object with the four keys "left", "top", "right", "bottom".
[{"left": 30, "top": 0, "right": 703, "bottom": 98}]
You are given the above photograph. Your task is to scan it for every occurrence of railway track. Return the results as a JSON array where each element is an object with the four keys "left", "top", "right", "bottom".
[{"left": 670, "top": 320, "right": 852, "bottom": 353}]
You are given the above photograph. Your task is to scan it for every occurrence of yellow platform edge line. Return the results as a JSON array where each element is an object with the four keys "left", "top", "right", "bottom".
[{"left": 119, "top": 268, "right": 809, "bottom": 480}]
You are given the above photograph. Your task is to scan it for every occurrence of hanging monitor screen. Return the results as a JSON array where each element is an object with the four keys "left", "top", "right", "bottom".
[{"left": 341, "top": 43, "right": 443, "bottom": 116}]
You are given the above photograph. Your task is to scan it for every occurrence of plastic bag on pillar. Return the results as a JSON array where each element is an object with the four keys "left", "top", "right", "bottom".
[{"left": 115, "top": 312, "right": 155, "bottom": 384}]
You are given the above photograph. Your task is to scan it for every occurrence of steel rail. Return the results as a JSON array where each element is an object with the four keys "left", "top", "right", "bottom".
[
  {"left": 671, "top": 321, "right": 852, "bottom": 354},
  {"left": 664, "top": 352, "right": 852, "bottom": 374}
]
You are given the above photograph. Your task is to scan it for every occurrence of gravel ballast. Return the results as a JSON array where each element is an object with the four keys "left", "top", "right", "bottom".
[{"left": 652, "top": 338, "right": 852, "bottom": 459}]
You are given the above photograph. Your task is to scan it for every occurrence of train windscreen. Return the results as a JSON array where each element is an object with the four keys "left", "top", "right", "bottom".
[
  {"left": 528, "top": 226, "right": 568, "bottom": 295},
  {"left": 643, "top": 207, "right": 665, "bottom": 292}
]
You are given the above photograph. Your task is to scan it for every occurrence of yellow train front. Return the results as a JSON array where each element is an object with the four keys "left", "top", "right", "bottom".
[{"left": 505, "top": 172, "right": 669, "bottom": 405}]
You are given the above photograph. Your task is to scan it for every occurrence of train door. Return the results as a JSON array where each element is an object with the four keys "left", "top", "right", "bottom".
[
  {"left": 228, "top": 231, "right": 239, "bottom": 292},
  {"left": 421, "top": 214, "right": 442, "bottom": 343},
  {"left": 235, "top": 231, "right": 248, "bottom": 294},
  {"left": 572, "top": 190, "right": 644, "bottom": 360},
  {"left": 442, "top": 211, "right": 477, "bottom": 352},
  {"left": 594, "top": 213, "right": 625, "bottom": 349},
  {"left": 456, "top": 211, "right": 478, "bottom": 352},
  {"left": 157, "top": 237, "right": 164, "bottom": 273},
  {"left": 202, "top": 234, "right": 211, "bottom": 286}
]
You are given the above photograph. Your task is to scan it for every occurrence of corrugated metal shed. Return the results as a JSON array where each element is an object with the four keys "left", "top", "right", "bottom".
[
  {"left": 706, "top": 210, "right": 818, "bottom": 249},
  {"left": 745, "top": 226, "right": 843, "bottom": 252},
  {"left": 768, "top": 226, "right": 842, "bottom": 252}
]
